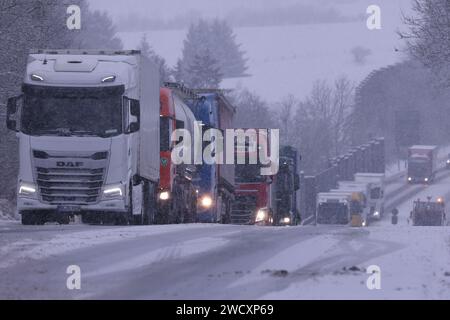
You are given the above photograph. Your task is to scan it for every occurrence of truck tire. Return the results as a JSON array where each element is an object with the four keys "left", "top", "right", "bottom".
[
  {"left": 155, "top": 205, "right": 170, "bottom": 224},
  {"left": 142, "top": 181, "right": 156, "bottom": 225},
  {"left": 57, "top": 214, "right": 70, "bottom": 225},
  {"left": 21, "top": 211, "right": 35, "bottom": 225},
  {"left": 21, "top": 211, "right": 45, "bottom": 225}
]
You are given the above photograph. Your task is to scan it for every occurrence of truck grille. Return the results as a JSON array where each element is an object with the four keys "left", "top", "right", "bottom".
[
  {"left": 32, "top": 150, "right": 109, "bottom": 205},
  {"left": 231, "top": 194, "right": 257, "bottom": 224}
]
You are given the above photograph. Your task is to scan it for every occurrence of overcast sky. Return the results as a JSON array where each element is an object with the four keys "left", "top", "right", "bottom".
[{"left": 88, "top": 0, "right": 412, "bottom": 28}]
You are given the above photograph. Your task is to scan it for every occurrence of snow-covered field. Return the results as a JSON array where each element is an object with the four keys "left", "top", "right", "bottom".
[{"left": 118, "top": 20, "right": 404, "bottom": 103}]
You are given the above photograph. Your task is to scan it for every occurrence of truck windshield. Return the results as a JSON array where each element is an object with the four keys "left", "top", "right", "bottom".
[
  {"left": 317, "top": 203, "right": 349, "bottom": 224},
  {"left": 408, "top": 160, "right": 429, "bottom": 177},
  {"left": 21, "top": 85, "right": 124, "bottom": 137},
  {"left": 235, "top": 164, "right": 265, "bottom": 183}
]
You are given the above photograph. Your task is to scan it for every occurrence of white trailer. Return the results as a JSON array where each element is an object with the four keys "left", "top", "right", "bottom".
[
  {"left": 6, "top": 49, "right": 160, "bottom": 225},
  {"left": 354, "top": 173, "right": 385, "bottom": 220}
]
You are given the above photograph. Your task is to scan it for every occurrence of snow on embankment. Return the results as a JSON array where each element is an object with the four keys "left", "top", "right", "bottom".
[
  {"left": 258, "top": 226, "right": 450, "bottom": 300},
  {"left": 0, "top": 199, "right": 16, "bottom": 222}
]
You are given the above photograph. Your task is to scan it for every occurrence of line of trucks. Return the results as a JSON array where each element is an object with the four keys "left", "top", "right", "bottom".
[
  {"left": 316, "top": 173, "right": 385, "bottom": 227},
  {"left": 5, "top": 49, "right": 300, "bottom": 226},
  {"left": 316, "top": 144, "right": 450, "bottom": 227}
]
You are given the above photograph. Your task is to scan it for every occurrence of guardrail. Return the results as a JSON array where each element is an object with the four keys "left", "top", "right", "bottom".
[{"left": 299, "top": 137, "right": 385, "bottom": 224}]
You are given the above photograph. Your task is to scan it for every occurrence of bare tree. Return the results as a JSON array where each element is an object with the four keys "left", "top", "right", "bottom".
[
  {"left": 400, "top": 0, "right": 450, "bottom": 86},
  {"left": 331, "top": 77, "right": 354, "bottom": 156},
  {"left": 277, "top": 94, "right": 298, "bottom": 146}
]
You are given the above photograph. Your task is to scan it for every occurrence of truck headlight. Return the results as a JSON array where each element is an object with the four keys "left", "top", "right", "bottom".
[
  {"left": 447, "top": 160, "right": 450, "bottom": 164},
  {"left": 283, "top": 217, "right": 291, "bottom": 224},
  {"left": 373, "top": 211, "right": 380, "bottom": 217},
  {"left": 408, "top": 177, "right": 412, "bottom": 181},
  {"left": 256, "top": 209, "right": 267, "bottom": 222},
  {"left": 159, "top": 191, "right": 170, "bottom": 201},
  {"left": 18, "top": 182, "right": 37, "bottom": 197},
  {"left": 424, "top": 178, "right": 429, "bottom": 182},
  {"left": 103, "top": 184, "right": 124, "bottom": 199},
  {"left": 200, "top": 195, "right": 213, "bottom": 208}
]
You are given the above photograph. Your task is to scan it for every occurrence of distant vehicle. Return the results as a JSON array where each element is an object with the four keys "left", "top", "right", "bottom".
[
  {"left": 407, "top": 145, "right": 438, "bottom": 184},
  {"left": 410, "top": 197, "right": 446, "bottom": 226},
  {"left": 329, "top": 188, "right": 370, "bottom": 227},
  {"left": 316, "top": 192, "right": 351, "bottom": 225},
  {"left": 7, "top": 49, "right": 160, "bottom": 225},
  {"left": 273, "top": 146, "right": 300, "bottom": 226},
  {"left": 353, "top": 172, "right": 385, "bottom": 220},
  {"left": 231, "top": 130, "right": 275, "bottom": 226}
]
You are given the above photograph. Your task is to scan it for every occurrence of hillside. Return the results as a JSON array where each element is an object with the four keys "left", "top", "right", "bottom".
[{"left": 118, "top": 21, "right": 405, "bottom": 102}]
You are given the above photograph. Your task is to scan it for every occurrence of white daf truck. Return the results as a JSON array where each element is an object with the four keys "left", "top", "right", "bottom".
[{"left": 6, "top": 49, "right": 160, "bottom": 225}]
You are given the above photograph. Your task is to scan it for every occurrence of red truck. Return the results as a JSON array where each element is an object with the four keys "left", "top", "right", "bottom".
[
  {"left": 407, "top": 145, "right": 438, "bottom": 184},
  {"left": 156, "top": 87, "right": 197, "bottom": 224},
  {"left": 231, "top": 130, "right": 275, "bottom": 225}
]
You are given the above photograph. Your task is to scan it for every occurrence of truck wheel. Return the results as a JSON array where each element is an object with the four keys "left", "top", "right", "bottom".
[
  {"left": 21, "top": 211, "right": 35, "bottom": 225},
  {"left": 156, "top": 204, "right": 170, "bottom": 224},
  {"left": 142, "top": 181, "right": 155, "bottom": 225},
  {"left": 21, "top": 211, "right": 46, "bottom": 225},
  {"left": 81, "top": 212, "right": 93, "bottom": 224},
  {"left": 57, "top": 214, "right": 70, "bottom": 225}
]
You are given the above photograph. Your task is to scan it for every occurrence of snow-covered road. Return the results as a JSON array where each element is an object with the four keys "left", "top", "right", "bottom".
[{"left": 1, "top": 171, "right": 450, "bottom": 299}]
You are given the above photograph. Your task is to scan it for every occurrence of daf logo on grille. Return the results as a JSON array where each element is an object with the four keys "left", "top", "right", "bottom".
[{"left": 56, "top": 161, "right": 84, "bottom": 167}]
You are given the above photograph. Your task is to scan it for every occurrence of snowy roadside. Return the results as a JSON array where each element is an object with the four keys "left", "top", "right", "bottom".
[
  {"left": 258, "top": 226, "right": 450, "bottom": 300},
  {"left": 0, "top": 199, "right": 17, "bottom": 223},
  {"left": 0, "top": 224, "right": 235, "bottom": 270}
]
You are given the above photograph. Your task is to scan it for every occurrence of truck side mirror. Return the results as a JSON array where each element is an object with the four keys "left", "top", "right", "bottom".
[
  {"left": 129, "top": 122, "right": 140, "bottom": 133},
  {"left": 6, "top": 96, "right": 21, "bottom": 132},
  {"left": 130, "top": 100, "right": 140, "bottom": 119},
  {"left": 124, "top": 98, "right": 140, "bottom": 134}
]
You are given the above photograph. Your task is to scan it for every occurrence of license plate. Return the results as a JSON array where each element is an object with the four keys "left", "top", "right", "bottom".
[{"left": 57, "top": 206, "right": 81, "bottom": 213}]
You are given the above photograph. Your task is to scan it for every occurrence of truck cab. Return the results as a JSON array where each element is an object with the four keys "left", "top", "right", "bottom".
[
  {"left": 316, "top": 193, "right": 351, "bottom": 225},
  {"left": 354, "top": 173, "right": 385, "bottom": 220},
  {"left": 329, "top": 188, "right": 370, "bottom": 227},
  {"left": 407, "top": 145, "right": 438, "bottom": 184},
  {"left": 274, "top": 146, "right": 300, "bottom": 226},
  {"left": 6, "top": 50, "right": 160, "bottom": 225}
]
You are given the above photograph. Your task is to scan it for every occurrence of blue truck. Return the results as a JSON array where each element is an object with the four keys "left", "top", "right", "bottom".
[{"left": 170, "top": 85, "right": 235, "bottom": 223}]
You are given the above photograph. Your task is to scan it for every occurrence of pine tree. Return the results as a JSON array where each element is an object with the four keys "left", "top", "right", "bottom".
[
  {"left": 176, "top": 19, "right": 247, "bottom": 83},
  {"left": 210, "top": 19, "right": 248, "bottom": 77},
  {"left": 138, "top": 34, "right": 172, "bottom": 83},
  {"left": 185, "top": 50, "right": 223, "bottom": 88}
]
